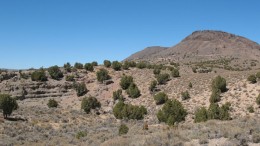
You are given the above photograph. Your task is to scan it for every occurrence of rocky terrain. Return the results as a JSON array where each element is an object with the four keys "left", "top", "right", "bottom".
[{"left": 1, "top": 30, "right": 260, "bottom": 146}]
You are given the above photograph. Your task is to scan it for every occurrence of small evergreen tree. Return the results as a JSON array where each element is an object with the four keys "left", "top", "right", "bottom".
[
  {"left": 74, "top": 82, "right": 88, "bottom": 97},
  {"left": 119, "top": 124, "right": 129, "bottom": 135},
  {"left": 126, "top": 83, "right": 141, "bottom": 98},
  {"left": 149, "top": 80, "right": 157, "bottom": 92},
  {"left": 47, "top": 99, "right": 58, "bottom": 108},
  {"left": 194, "top": 107, "right": 208, "bottom": 123},
  {"left": 92, "top": 61, "right": 98, "bottom": 66},
  {"left": 64, "top": 62, "right": 72, "bottom": 72},
  {"left": 156, "top": 73, "right": 170, "bottom": 85},
  {"left": 48, "top": 65, "right": 64, "bottom": 80},
  {"left": 209, "top": 88, "right": 221, "bottom": 103},
  {"left": 136, "top": 62, "right": 147, "bottom": 69},
  {"left": 31, "top": 68, "right": 48, "bottom": 82},
  {"left": 120, "top": 75, "right": 134, "bottom": 90},
  {"left": 104, "top": 60, "right": 111, "bottom": 68},
  {"left": 247, "top": 75, "right": 257, "bottom": 84},
  {"left": 74, "top": 62, "right": 83, "bottom": 69},
  {"left": 189, "top": 82, "right": 193, "bottom": 88},
  {"left": 122, "top": 61, "right": 130, "bottom": 70},
  {"left": 154, "top": 92, "right": 168, "bottom": 105},
  {"left": 84, "top": 63, "right": 94, "bottom": 72},
  {"left": 207, "top": 103, "right": 220, "bottom": 120},
  {"left": 112, "top": 61, "right": 122, "bottom": 71},
  {"left": 211, "top": 75, "right": 227, "bottom": 92},
  {"left": 81, "top": 96, "right": 101, "bottom": 114},
  {"left": 112, "top": 89, "right": 124, "bottom": 101},
  {"left": 171, "top": 68, "right": 180, "bottom": 77},
  {"left": 96, "top": 69, "right": 110, "bottom": 83},
  {"left": 0, "top": 94, "right": 18, "bottom": 119}
]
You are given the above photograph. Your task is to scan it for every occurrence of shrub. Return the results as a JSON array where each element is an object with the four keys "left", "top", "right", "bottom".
[
  {"left": 126, "top": 83, "right": 141, "bottom": 98},
  {"left": 120, "top": 75, "right": 134, "bottom": 90},
  {"left": 207, "top": 103, "right": 220, "bottom": 120},
  {"left": 157, "top": 99, "right": 187, "bottom": 125},
  {"left": 212, "top": 75, "right": 227, "bottom": 92},
  {"left": 66, "top": 75, "right": 75, "bottom": 81},
  {"left": 96, "top": 69, "right": 110, "bottom": 83},
  {"left": 219, "top": 102, "right": 231, "bottom": 120},
  {"left": 31, "top": 68, "right": 48, "bottom": 82},
  {"left": 81, "top": 96, "right": 101, "bottom": 114},
  {"left": 153, "top": 69, "right": 161, "bottom": 75},
  {"left": 154, "top": 92, "right": 168, "bottom": 105},
  {"left": 209, "top": 88, "right": 221, "bottom": 103},
  {"left": 247, "top": 75, "right": 257, "bottom": 84},
  {"left": 136, "top": 62, "right": 147, "bottom": 69},
  {"left": 129, "top": 61, "right": 136, "bottom": 67},
  {"left": 104, "top": 60, "right": 111, "bottom": 68},
  {"left": 113, "top": 101, "right": 147, "bottom": 120},
  {"left": 256, "top": 72, "right": 260, "bottom": 79},
  {"left": 149, "top": 80, "right": 157, "bottom": 92},
  {"left": 119, "top": 124, "right": 129, "bottom": 135},
  {"left": 48, "top": 65, "right": 63, "bottom": 80},
  {"left": 171, "top": 68, "right": 180, "bottom": 77},
  {"left": 84, "top": 63, "right": 94, "bottom": 72},
  {"left": 92, "top": 61, "right": 98, "bottom": 66},
  {"left": 0, "top": 94, "right": 18, "bottom": 119},
  {"left": 122, "top": 61, "right": 130, "bottom": 70},
  {"left": 247, "top": 105, "right": 254, "bottom": 113},
  {"left": 194, "top": 107, "right": 208, "bottom": 123},
  {"left": 74, "top": 82, "right": 88, "bottom": 97},
  {"left": 19, "top": 70, "right": 29, "bottom": 79},
  {"left": 76, "top": 131, "right": 87, "bottom": 139},
  {"left": 156, "top": 73, "right": 170, "bottom": 85},
  {"left": 189, "top": 82, "right": 193, "bottom": 88},
  {"left": 113, "top": 89, "right": 124, "bottom": 101},
  {"left": 112, "top": 61, "right": 122, "bottom": 71},
  {"left": 192, "top": 67, "right": 197, "bottom": 73},
  {"left": 47, "top": 99, "right": 58, "bottom": 108},
  {"left": 74, "top": 62, "right": 83, "bottom": 69},
  {"left": 181, "top": 91, "right": 190, "bottom": 100},
  {"left": 256, "top": 94, "right": 260, "bottom": 107},
  {"left": 64, "top": 62, "right": 72, "bottom": 72}
]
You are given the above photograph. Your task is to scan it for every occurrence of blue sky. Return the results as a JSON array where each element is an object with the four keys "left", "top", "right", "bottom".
[{"left": 0, "top": 0, "right": 259, "bottom": 69}]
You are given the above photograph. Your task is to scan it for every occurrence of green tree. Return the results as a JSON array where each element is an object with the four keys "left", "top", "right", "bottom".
[
  {"left": 207, "top": 103, "right": 220, "bottom": 120},
  {"left": 112, "top": 61, "right": 122, "bottom": 71},
  {"left": 104, "top": 60, "right": 111, "bottom": 68},
  {"left": 126, "top": 83, "right": 141, "bottom": 98},
  {"left": 154, "top": 92, "right": 168, "bottom": 105},
  {"left": 81, "top": 96, "right": 101, "bottom": 114},
  {"left": 157, "top": 99, "right": 187, "bottom": 125},
  {"left": 122, "top": 61, "right": 130, "bottom": 70},
  {"left": 92, "top": 61, "right": 98, "bottom": 66},
  {"left": 47, "top": 99, "right": 58, "bottom": 108},
  {"left": 31, "top": 68, "right": 48, "bottom": 82},
  {"left": 194, "top": 107, "right": 208, "bottom": 123},
  {"left": 84, "top": 63, "right": 94, "bottom": 72},
  {"left": 156, "top": 73, "right": 170, "bottom": 85},
  {"left": 120, "top": 75, "right": 134, "bottom": 90},
  {"left": 96, "top": 69, "right": 110, "bottom": 83},
  {"left": 74, "top": 82, "right": 88, "bottom": 97},
  {"left": 0, "top": 94, "right": 18, "bottom": 119},
  {"left": 211, "top": 75, "right": 227, "bottom": 92},
  {"left": 247, "top": 75, "right": 257, "bottom": 84},
  {"left": 74, "top": 62, "right": 83, "bottom": 69},
  {"left": 119, "top": 124, "right": 129, "bottom": 135},
  {"left": 48, "top": 65, "right": 64, "bottom": 80},
  {"left": 64, "top": 62, "right": 72, "bottom": 72}
]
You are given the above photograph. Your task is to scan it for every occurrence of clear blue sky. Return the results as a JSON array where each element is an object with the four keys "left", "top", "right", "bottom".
[{"left": 0, "top": 0, "right": 259, "bottom": 69}]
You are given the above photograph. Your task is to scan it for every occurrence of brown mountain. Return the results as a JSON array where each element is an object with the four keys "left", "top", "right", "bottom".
[{"left": 125, "top": 30, "right": 260, "bottom": 65}]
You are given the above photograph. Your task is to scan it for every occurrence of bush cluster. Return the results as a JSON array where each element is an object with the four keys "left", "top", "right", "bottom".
[
  {"left": 96, "top": 69, "right": 110, "bottom": 83},
  {"left": 31, "top": 68, "right": 48, "bottom": 82},
  {"left": 154, "top": 92, "right": 168, "bottom": 105},
  {"left": 113, "top": 101, "right": 147, "bottom": 120},
  {"left": 119, "top": 124, "right": 129, "bottom": 135},
  {"left": 74, "top": 62, "right": 83, "bottom": 69},
  {"left": 48, "top": 65, "right": 63, "bottom": 80},
  {"left": 112, "top": 89, "right": 124, "bottom": 101},
  {"left": 157, "top": 99, "right": 187, "bottom": 125},
  {"left": 47, "top": 99, "right": 58, "bottom": 108},
  {"left": 0, "top": 94, "right": 18, "bottom": 119},
  {"left": 156, "top": 73, "right": 170, "bottom": 85},
  {"left": 104, "top": 60, "right": 111, "bottom": 68},
  {"left": 74, "top": 82, "right": 88, "bottom": 97},
  {"left": 112, "top": 61, "right": 122, "bottom": 71},
  {"left": 81, "top": 96, "right": 101, "bottom": 114}
]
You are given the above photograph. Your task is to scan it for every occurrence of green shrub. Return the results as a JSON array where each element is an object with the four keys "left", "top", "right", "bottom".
[
  {"left": 212, "top": 75, "right": 227, "bottom": 92},
  {"left": 81, "top": 96, "right": 101, "bottom": 114},
  {"left": 113, "top": 101, "right": 147, "bottom": 120},
  {"left": 247, "top": 105, "right": 254, "bottom": 113},
  {"left": 47, "top": 99, "right": 58, "bottom": 108},
  {"left": 112, "top": 61, "right": 122, "bottom": 71},
  {"left": 84, "top": 63, "right": 94, "bottom": 72},
  {"left": 92, "top": 61, "right": 98, "bottom": 66},
  {"left": 96, "top": 69, "right": 110, "bottom": 83},
  {"left": 154, "top": 92, "right": 168, "bottom": 105},
  {"left": 74, "top": 62, "right": 83, "bottom": 69},
  {"left": 149, "top": 80, "right": 157, "bottom": 92},
  {"left": 192, "top": 67, "right": 197, "bottom": 73},
  {"left": 157, "top": 99, "right": 187, "bottom": 125},
  {"left": 74, "top": 82, "right": 88, "bottom": 97},
  {"left": 219, "top": 102, "right": 231, "bottom": 120},
  {"left": 153, "top": 69, "right": 161, "bottom": 75},
  {"left": 113, "top": 89, "right": 124, "bottom": 101},
  {"left": 119, "top": 124, "right": 129, "bottom": 135},
  {"left": 126, "top": 83, "right": 141, "bottom": 98},
  {"left": 181, "top": 91, "right": 190, "bottom": 100},
  {"left": 120, "top": 75, "right": 134, "bottom": 90},
  {"left": 136, "top": 62, "right": 147, "bottom": 69},
  {"left": 66, "top": 75, "right": 75, "bottom": 81},
  {"left": 256, "top": 94, "right": 260, "bottom": 106},
  {"left": 189, "top": 82, "right": 193, "bottom": 88},
  {"left": 256, "top": 72, "right": 260, "bottom": 79},
  {"left": 64, "top": 62, "right": 72, "bottom": 72},
  {"left": 129, "top": 61, "right": 136, "bottom": 67},
  {"left": 209, "top": 88, "right": 221, "bottom": 103},
  {"left": 247, "top": 75, "right": 257, "bottom": 84},
  {"left": 104, "top": 60, "right": 111, "bottom": 68},
  {"left": 0, "top": 94, "right": 18, "bottom": 119},
  {"left": 194, "top": 107, "right": 208, "bottom": 123},
  {"left": 76, "top": 131, "right": 87, "bottom": 139},
  {"left": 156, "top": 73, "right": 170, "bottom": 85},
  {"left": 48, "top": 65, "right": 63, "bottom": 80},
  {"left": 207, "top": 103, "right": 220, "bottom": 120},
  {"left": 171, "top": 68, "right": 180, "bottom": 77},
  {"left": 31, "top": 68, "right": 48, "bottom": 82},
  {"left": 122, "top": 61, "right": 130, "bottom": 70}
]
